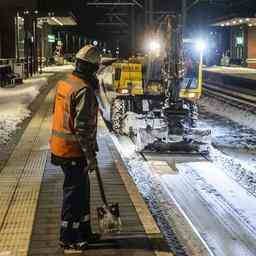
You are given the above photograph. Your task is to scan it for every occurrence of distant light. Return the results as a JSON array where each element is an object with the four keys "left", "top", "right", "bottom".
[
  {"left": 221, "top": 24, "right": 225, "bottom": 27},
  {"left": 148, "top": 40, "right": 161, "bottom": 52},
  {"left": 249, "top": 24, "right": 253, "bottom": 27},
  {"left": 93, "top": 40, "right": 98, "bottom": 46},
  {"left": 246, "top": 18, "right": 250, "bottom": 21},
  {"left": 232, "top": 21, "right": 237, "bottom": 24},
  {"left": 239, "top": 19, "right": 243, "bottom": 23},
  {"left": 226, "top": 22, "right": 230, "bottom": 26},
  {"left": 195, "top": 39, "right": 206, "bottom": 52}
]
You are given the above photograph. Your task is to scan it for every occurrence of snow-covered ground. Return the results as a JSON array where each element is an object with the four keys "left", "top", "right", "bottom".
[
  {"left": 199, "top": 109, "right": 256, "bottom": 152},
  {"left": 199, "top": 95, "right": 256, "bottom": 196},
  {"left": 200, "top": 95, "right": 256, "bottom": 130},
  {"left": 0, "top": 65, "right": 73, "bottom": 147},
  {"left": 99, "top": 65, "right": 256, "bottom": 255},
  {"left": 0, "top": 77, "right": 48, "bottom": 145}
]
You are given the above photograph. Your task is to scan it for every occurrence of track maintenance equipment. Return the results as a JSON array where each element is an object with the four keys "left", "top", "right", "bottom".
[{"left": 97, "top": 15, "right": 211, "bottom": 154}]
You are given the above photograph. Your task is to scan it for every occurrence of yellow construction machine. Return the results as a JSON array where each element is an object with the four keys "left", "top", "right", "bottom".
[
  {"left": 112, "top": 62, "right": 144, "bottom": 96},
  {"left": 98, "top": 15, "right": 210, "bottom": 154}
]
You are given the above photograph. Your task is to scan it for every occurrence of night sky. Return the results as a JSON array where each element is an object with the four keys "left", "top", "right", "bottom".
[
  {"left": 37, "top": 0, "right": 256, "bottom": 52},
  {"left": 37, "top": 0, "right": 256, "bottom": 36}
]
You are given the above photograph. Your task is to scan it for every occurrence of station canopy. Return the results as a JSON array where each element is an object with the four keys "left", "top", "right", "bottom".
[
  {"left": 213, "top": 17, "right": 256, "bottom": 27},
  {"left": 38, "top": 16, "right": 77, "bottom": 26}
]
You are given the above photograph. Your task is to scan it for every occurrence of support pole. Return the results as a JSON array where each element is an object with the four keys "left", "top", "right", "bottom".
[
  {"left": 145, "top": 0, "right": 148, "bottom": 31},
  {"left": 182, "top": 0, "right": 187, "bottom": 35},
  {"left": 131, "top": 6, "right": 136, "bottom": 54},
  {"left": 149, "top": 0, "right": 153, "bottom": 28},
  {"left": 15, "top": 12, "right": 20, "bottom": 62}
]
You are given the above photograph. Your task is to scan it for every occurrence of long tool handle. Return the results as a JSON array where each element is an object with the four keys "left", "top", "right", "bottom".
[{"left": 95, "top": 167, "right": 108, "bottom": 206}]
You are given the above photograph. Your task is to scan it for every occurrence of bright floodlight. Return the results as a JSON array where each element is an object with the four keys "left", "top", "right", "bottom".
[
  {"left": 93, "top": 40, "right": 98, "bottom": 46},
  {"left": 148, "top": 40, "right": 160, "bottom": 52},
  {"left": 195, "top": 39, "right": 206, "bottom": 52}
]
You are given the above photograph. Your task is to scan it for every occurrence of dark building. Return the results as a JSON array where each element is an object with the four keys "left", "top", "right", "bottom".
[{"left": 0, "top": 0, "right": 78, "bottom": 77}]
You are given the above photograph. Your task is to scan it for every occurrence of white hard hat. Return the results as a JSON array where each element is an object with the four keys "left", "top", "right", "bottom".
[{"left": 76, "top": 44, "right": 101, "bottom": 65}]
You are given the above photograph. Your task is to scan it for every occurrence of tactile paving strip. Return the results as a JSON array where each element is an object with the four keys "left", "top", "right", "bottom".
[{"left": 0, "top": 89, "right": 54, "bottom": 256}]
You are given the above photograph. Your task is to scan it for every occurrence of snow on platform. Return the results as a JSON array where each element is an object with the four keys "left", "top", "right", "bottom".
[
  {"left": 0, "top": 77, "right": 47, "bottom": 145},
  {"left": 0, "top": 65, "right": 74, "bottom": 146}
]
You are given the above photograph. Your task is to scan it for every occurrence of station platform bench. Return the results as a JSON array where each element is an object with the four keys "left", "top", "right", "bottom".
[
  {"left": 0, "top": 77, "right": 172, "bottom": 256},
  {"left": 0, "top": 64, "right": 23, "bottom": 87}
]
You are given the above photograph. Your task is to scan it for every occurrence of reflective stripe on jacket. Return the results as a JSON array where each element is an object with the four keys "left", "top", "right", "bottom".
[{"left": 50, "top": 74, "right": 98, "bottom": 158}]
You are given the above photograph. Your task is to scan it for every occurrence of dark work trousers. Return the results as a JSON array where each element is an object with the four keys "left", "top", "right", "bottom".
[{"left": 60, "top": 161, "right": 91, "bottom": 244}]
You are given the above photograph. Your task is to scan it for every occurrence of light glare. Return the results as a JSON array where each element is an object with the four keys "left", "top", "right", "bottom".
[
  {"left": 195, "top": 40, "right": 206, "bottom": 52},
  {"left": 148, "top": 40, "right": 161, "bottom": 52}
]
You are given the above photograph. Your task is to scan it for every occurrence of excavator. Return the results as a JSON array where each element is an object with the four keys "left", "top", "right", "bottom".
[{"left": 97, "top": 15, "right": 211, "bottom": 154}]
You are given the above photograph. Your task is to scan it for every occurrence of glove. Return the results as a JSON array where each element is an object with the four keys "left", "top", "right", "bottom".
[{"left": 86, "top": 154, "right": 98, "bottom": 173}]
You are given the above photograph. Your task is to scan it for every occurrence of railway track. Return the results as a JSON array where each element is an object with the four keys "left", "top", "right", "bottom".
[
  {"left": 99, "top": 77, "right": 256, "bottom": 256},
  {"left": 203, "top": 83, "right": 256, "bottom": 112},
  {"left": 202, "top": 81, "right": 256, "bottom": 198},
  {"left": 109, "top": 134, "right": 212, "bottom": 256},
  {"left": 108, "top": 130, "right": 256, "bottom": 256}
]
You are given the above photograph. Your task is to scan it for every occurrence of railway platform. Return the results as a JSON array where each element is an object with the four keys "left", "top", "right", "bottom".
[
  {"left": 0, "top": 74, "right": 171, "bottom": 256},
  {"left": 204, "top": 66, "right": 256, "bottom": 80},
  {"left": 203, "top": 66, "right": 256, "bottom": 95}
]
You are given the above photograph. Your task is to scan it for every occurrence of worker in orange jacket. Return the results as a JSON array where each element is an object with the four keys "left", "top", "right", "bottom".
[{"left": 50, "top": 45, "right": 101, "bottom": 250}]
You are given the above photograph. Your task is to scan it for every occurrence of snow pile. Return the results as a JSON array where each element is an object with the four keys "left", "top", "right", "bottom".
[
  {"left": 0, "top": 78, "right": 47, "bottom": 144},
  {"left": 199, "top": 95, "right": 256, "bottom": 130}
]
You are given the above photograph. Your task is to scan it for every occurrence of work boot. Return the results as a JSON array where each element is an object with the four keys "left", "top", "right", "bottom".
[
  {"left": 59, "top": 227, "right": 89, "bottom": 251},
  {"left": 59, "top": 223, "right": 75, "bottom": 249},
  {"left": 79, "top": 222, "right": 101, "bottom": 243},
  {"left": 73, "top": 241, "right": 89, "bottom": 250}
]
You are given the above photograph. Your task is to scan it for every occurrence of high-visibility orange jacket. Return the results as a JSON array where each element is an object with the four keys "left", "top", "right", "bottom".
[{"left": 50, "top": 74, "right": 98, "bottom": 159}]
